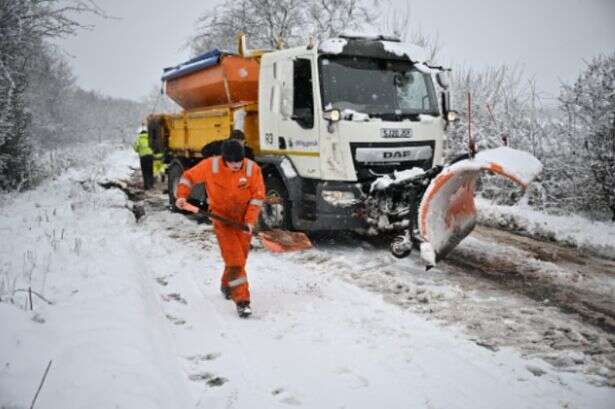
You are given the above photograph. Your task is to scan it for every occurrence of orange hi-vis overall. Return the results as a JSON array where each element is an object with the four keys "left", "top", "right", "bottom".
[{"left": 176, "top": 156, "right": 265, "bottom": 304}]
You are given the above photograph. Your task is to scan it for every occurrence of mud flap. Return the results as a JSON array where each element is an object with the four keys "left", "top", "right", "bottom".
[{"left": 418, "top": 147, "right": 542, "bottom": 266}]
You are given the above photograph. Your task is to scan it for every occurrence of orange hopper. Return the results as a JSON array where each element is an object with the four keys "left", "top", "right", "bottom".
[{"left": 162, "top": 49, "right": 259, "bottom": 110}]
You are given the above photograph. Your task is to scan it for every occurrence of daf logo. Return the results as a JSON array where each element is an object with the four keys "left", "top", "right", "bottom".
[
  {"left": 383, "top": 150, "right": 413, "bottom": 159},
  {"left": 355, "top": 146, "right": 433, "bottom": 163}
]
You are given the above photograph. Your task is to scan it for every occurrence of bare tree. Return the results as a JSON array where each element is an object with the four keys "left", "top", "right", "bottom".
[
  {"left": 446, "top": 56, "right": 615, "bottom": 221},
  {"left": 192, "top": 0, "right": 306, "bottom": 53},
  {"left": 25, "top": 42, "right": 77, "bottom": 147},
  {"left": 141, "top": 85, "right": 181, "bottom": 116},
  {"left": 307, "top": 0, "right": 376, "bottom": 41},
  {"left": 448, "top": 65, "right": 570, "bottom": 207},
  {"left": 0, "top": 0, "right": 101, "bottom": 190},
  {"left": 379, "top": 2, "right": 441, "bottom": 62},
  {"left": 450, "top": 65, "right": 532, "bottom": 153},
  {"left": 560, "top": 53, "right": 615, "bottom": 220},
  {"left": 191, "top": 0, "right": 377, "bottom": 55}
]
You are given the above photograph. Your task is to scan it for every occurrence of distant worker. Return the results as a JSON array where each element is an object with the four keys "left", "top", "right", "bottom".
[
  {"left": 175, "top": 139, "right": 265, "bottom": 318},
  {"left": 200, "top": 129, "right": 255, "bottom": 160},
  {"left": 133, "top": 126, "right": 154, "bottom": 190}
]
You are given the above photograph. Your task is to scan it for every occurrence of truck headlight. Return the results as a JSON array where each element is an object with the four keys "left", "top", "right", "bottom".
[
  {"left": 447, "top": 110, "right": 459, "bottom": 122},
  {"left": 322, "top": 190, "right": 360, "bottom": 207}
]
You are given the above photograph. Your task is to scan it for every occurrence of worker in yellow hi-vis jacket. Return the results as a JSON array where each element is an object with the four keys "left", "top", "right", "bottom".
[{"left": 133, "top": 127, "right": 154, "bottom": 190}]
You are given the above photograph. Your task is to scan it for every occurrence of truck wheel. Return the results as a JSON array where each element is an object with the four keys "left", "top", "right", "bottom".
[
  {"left": 167, "top": 161, "right": 184, "bottom": 210},
  {"left": 389, "top": 232, "right": 412, "bottom": 259},
  {"left": 261, "top": 175, "right": 292, "bottom": 230}
]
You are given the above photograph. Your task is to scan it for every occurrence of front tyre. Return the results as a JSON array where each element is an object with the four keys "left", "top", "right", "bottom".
[{"left": 260, "top": 175, "right": 292, "bottom": 230}]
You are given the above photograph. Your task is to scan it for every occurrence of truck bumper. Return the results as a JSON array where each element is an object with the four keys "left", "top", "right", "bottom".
[{"left": 291, "top": 181, "right": 367, "bottom": 231}]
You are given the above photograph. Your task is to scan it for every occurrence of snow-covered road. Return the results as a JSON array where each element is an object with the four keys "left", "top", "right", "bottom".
[{"left": 1, "top": 149, "right": 613, "bottom": 408}]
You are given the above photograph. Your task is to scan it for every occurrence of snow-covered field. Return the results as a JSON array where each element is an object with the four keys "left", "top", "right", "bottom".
[{"left": 1, "top": 148, "right": 614, "bottom": 408}]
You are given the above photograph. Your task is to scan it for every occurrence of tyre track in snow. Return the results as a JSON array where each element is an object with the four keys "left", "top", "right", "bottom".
[
  {"left": 283, "top": 231, "right": 615, "bottom": 387},
  {"left": 116, "top": 176, "right": 615, "bottom": 388},
  {"left": 135, "top": 201, "right": 614, "bottom": 408},
  {"left": 439, "top": 226, "right": 615, "bottom": 386},
  {"left": 444, "top": 226, "right": 615, "bottom": 334}
]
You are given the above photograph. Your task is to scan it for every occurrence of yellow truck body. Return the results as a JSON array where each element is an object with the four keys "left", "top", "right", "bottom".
[{"left": 149, "top": 102, "right": 259, "bottom": 159}]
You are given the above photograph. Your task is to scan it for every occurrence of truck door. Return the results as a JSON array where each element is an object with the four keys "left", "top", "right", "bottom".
[
  {"left": 258, "top": 60, "right": 278, "bottom": 155},
  {"left": 275, "top": 57, "right": 321, "bottom": 178}
]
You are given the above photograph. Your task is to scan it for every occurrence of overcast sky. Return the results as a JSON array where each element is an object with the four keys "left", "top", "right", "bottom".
[{"left": 55, "top": 0, "right": 615, "bottom": 103}]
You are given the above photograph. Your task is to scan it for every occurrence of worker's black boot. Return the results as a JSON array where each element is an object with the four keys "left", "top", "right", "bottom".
[
  {"left": 220, "top": 286, "right": 231, "bottom": 300},
  {"left": 236, "top": 301, "right": 252, "bottom": 318}
]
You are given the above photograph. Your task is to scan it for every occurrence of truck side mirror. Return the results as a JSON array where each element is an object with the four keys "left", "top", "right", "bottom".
[
  {"left": 441, "top": 91, "right": 450, "bottom": 113},
  {"left": 441, "top": 91, "right": 459, "bottom": 124},
  {"left": 323, "top": 109, "right": 341, "bottom": 122},
  {"left": 436, "top": 71, "right": 450, "bottom": 89},
  {"left": 323, "top": 109, "right": 340, "bottom": 133}
]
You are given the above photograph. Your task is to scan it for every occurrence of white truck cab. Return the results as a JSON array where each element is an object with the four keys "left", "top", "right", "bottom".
[{"left": 256, "top": 34, "right": 455, "bottom": 231}]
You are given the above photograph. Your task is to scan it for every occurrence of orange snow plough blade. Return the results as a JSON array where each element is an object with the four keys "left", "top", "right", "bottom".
[
  {"left": 418, "top": 147, "right": 542, "bottom": 266},
  {"left": 180, "top": 203, "right": 312, "bottom": 252}
]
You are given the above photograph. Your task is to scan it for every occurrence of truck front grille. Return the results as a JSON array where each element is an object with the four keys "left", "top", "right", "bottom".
[{"left": 350, "top": 141, "right": 435, "bottom": 182}]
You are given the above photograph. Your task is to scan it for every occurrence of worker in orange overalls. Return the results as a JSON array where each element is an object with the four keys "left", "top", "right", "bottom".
[{"left": 175, "top": 139, "right": 265, "bottom": 318}]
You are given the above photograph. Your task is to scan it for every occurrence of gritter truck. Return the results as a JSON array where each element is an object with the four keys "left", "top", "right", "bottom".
[{"left": 148, "top": 33, "right": 541, "bottom": 264}]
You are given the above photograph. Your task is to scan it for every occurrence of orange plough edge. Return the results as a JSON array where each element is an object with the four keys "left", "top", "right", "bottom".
[{"left": 418, "top": 147, "right": 542, "bottom": 265}]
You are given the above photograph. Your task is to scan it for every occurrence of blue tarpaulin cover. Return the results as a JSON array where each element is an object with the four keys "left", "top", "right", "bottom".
[{"left": 161, "top": 49, "right": 222, "bottom": 82}]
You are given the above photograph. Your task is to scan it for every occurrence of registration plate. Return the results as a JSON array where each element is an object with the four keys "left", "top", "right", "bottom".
[{"left": 381, "top": 128, "right": 413, "bottom": 139}]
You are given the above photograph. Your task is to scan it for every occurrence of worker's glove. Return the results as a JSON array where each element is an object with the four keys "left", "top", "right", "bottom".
[{"left": 175, "top": 197, "right": 187, "bottom": 210}]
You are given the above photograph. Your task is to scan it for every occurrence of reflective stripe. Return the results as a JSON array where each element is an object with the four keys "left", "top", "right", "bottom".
[
  {"left": 179, "top": 177, "right": 193, "bottom": 188},
  {"left": 246, "top": 160, "right": 254, "bottom": 177},
  {"left": 228, "top": 276, "right": 247, "bottom": 288},
  {"left": 212, "top": 157, "right": 220, "bottom": 173},
  {"left": 249, "top": 199, "right": 263, "bottom": 207}
]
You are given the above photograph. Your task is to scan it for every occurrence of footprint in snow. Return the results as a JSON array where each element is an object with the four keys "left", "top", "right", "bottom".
[
  {"left": 161, "top": 292, "right": 187, "bottom": 304},
  {"left": 186, "top": 353, "right": 221, "bottom": 363},
  {"left": 281, "top": 396, "right": 301, "bottom": 406},
  {"left": 335, "top": 367, "right": 370, "bottom": 388},
  {"left": 271, "top": 388, "right": 302, "bottom": 406},
  {"left": 189, "top": 372, "right": 228, "bottom": 387},
  {"left": 155, "top": 276, "right": 169, "bottom": 286},
  {"left": 165, "top": 314, "right": 186, "bottom": 325},
  {"left": 206, "top": 377, "right": 228, "bottom": 387}
]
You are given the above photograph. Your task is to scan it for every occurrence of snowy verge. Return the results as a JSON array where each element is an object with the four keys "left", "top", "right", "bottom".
[
  {"left": 476, "top": 198, "right": 615, "bottom": 259},
  {"left": 0, "top": 147, "right": 189, "bottom": 409},
  {"left": 32, "top": 142, "right": 130, "bottom": 186}
]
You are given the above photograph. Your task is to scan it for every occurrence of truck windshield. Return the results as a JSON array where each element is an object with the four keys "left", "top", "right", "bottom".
[{"left": 319, "top": 56, "right": 439, "bottom": 119}]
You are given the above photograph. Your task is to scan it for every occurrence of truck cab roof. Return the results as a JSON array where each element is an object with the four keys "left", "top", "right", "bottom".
[{"left": 318, "top": 36, "right": 429, "bottom": 65}]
